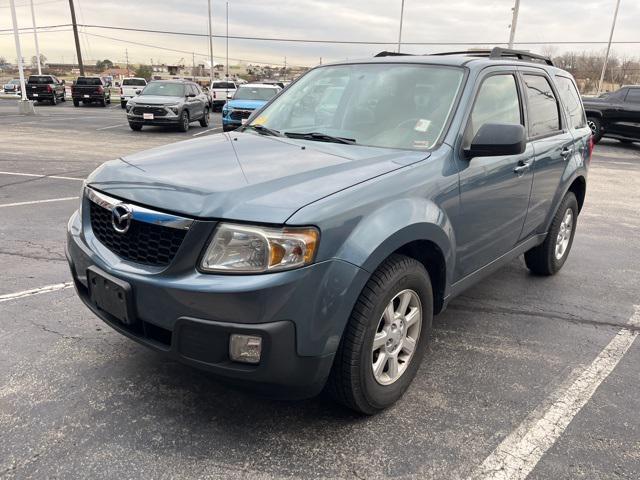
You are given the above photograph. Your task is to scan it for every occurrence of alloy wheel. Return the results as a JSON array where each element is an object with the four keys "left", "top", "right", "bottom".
[{"left": 555, "top": 208, "right": 573, "bottom": 260}]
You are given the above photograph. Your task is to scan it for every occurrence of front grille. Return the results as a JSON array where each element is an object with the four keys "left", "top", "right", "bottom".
[
  {"left": 230, "top": 109, "right": 253, "bottom": 121},
  {"left": 89, "top": 200, "right": 187, "bottom": 267},
  {"left": 132, "top": 106, "right": 167, "bottom": 116}
]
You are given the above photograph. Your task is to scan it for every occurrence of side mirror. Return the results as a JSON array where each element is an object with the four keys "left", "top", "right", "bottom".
[
  {"left": 135, "top": 89, "right": 141, "bottom": 95},
  {"left": 465, "top": 123, "right": 526, "bottom": 159}
]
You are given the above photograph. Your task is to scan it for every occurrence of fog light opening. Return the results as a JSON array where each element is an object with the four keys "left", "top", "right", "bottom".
[{"left": 229, "top": 334, "right": 262, "bottom": 364}]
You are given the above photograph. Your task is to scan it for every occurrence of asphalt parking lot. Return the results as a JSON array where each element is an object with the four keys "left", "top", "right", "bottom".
[{"left": 0, "top": 99, "right": 639, "bottom": 479}]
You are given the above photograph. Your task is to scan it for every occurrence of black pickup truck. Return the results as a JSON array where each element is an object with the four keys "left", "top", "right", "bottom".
[
  {"left": 583, "top": 86, "right": 640, "bottom": 144},
  {"left": 26, "top": 75, "right": 66, "bottom": 105},
  {"left": 71, "top": 77, "right": 112, "bottom": 107}
]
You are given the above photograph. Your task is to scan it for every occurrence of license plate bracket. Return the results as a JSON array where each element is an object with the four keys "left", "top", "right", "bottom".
[{"left": 87, "top": 267, "right": 135, "bottom": 325}]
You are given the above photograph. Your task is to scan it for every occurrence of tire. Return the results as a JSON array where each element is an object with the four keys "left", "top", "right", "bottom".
[
  {"left": 199, "top": 107, "right": 210, "bottom": 127},
  {"left": 587, "top": 117, "right": 602, "bottom": 143},
  {"left": 106, "top": 96, "right": 111, "bottom": 104},
  {"left": 326, "top": 254, "right": 433, "bottom": 415},
  {"left": 73, "top": 99, "right": 80, "bottom": 107},
  {"left": 525, "top": 192, "right": 579, "bottom": 276},
  {"left": 51, "top": 94, "right": 57, "bottom": 105},
  {"left": 121, "top": 101, "right": 127, "bottom": 109},
  {"left": 129, "top": 122, "right": 143, "bottom": 131},
  {"left": 60, "top": 93, "right": 66, "bottom": 102},
  {"left": 100, "top": 98, "right": 106, "bottom": 107},
  {"left": 178, "top": 111, "right": 190, "bottom": 132},
  {"left": 222, "top": 124, "right": 234, "bottom": 132}
]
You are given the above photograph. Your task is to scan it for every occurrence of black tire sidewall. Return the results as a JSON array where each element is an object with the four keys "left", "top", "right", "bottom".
[
  {"left": 358, "top": 264, "right": 433, "bottom": 411},
  {"left": 588, "top": 117, "right": 602, "bottom": 142},
  {"left": 180, "top": 111, "right": 189, "bottom": 132},
  {"left": 547, "top": 193, "right": 579, "bottom": 273}
]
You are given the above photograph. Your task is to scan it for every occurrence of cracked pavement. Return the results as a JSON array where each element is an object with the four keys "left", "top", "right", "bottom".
[{"left": 0, "top": 101, "right": 639, "bottom": 479}]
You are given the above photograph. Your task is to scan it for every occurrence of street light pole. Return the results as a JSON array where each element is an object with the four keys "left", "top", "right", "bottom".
[
  {"left": 68, "top": 0, "right": 84, "bottom": 75},
  {"left": 597, "top": 0, "right": 622, "bottom": 96},
  {"left": 508, "top": 0, "right": 520, "bottom": 49},
  {"left": 397, "top": 0, "right": 405, "bottom": 53},
  {"left": 226, "top": 1, "right": 229, "bottom": 80},
  {"left": 207, "top": 0, "right": 214, "bottom": 86},
  {"left": 29, "top": 0, "right": 42, "bottom": 75},
  {"left": 9, "top": 0, "right": 27, "bottom": 102}
]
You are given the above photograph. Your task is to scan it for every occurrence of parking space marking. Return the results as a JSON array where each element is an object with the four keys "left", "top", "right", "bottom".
[
  {"left": 96, "top": 124, "right": 128, "bottom": 131},
  {"left": 470, "top": 305, "right": 640, "bottom": 480},
  {"left": 192, "top": 126, "right": 223, "bottom": 137},
  {"left": 0, "top": 282, "right": 73, "bottom": 304},
  {"left": 0, "top": 171, "right": 84, "bottom": 181},
  {"left": 0, "top": 197, "right": 78, "bottom": 208}
]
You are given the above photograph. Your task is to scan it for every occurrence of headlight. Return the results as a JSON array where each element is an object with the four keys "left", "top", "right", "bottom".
[
  {"left": 200, "top": 223, "right": 319, "bottom": 273},
  {"left": 223, "top": 107, "right": 230, "bottom": 115},
  {"left": 77, "top": 182, "right": 86, "bottom": 222},
  {"left": 126, "top": 102, "right": 133, "bottom": 112}
]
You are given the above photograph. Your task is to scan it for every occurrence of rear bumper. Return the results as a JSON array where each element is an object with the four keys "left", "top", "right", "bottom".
[
  {"left": 72, "top": 94, "right": 106, "bottom": 101},
  {"left": 66, "top": 208, "right": 368, "bottom": 397}
]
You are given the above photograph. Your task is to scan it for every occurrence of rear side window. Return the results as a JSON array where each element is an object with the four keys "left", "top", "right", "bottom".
[
  {"left": 468, "top": 74, "right": 522, "bottom": 141},
  {"left": 523, "top": 74, "right": 561, "bottom": 137},
  {"left": 625, "top": 89, "right": 640, "bottom": 104},
  {"left": 555, "top": 76, "right": 586, "bottom": 129},
  {"left": 122, "top": 79, "right": 146, "bottom": 86}
]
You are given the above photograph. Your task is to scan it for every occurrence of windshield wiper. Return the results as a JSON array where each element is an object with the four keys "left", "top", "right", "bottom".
[
  {"left": 283, "top": 131, "right": 356, "bottom": 145},
  {"left": 243, "top": 124, "right": 282, "bottom": 137}
]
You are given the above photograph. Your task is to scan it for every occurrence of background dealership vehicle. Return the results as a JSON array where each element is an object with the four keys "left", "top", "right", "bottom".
[
  {"left": 120, "top": 77, "right": 147, "bottom": 108},
  {"left": 25, "top": 75, "right": 65, "bottom": 104},
  {"left": 209, "top": 80, "right": 237, "bottom": 111},
  {"left": 583, "top": 85, "right": 640, "bottom": 143},
  {"left": 3, "top": 79, "right": 21, "bottom": 95},
  {"left": 222, "top": 83, "right": 281, "bottom": 131},
  {"left": 67, "top": 48, "right": 591, "bottom": 414},
  {"left": 126, "top": 79, "right": 210, "bottom": 132},
  {"left": 71, "top": 76, "right": 111, "bottom": 107}
]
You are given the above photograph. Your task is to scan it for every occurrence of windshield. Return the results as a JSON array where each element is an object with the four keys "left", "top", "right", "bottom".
[
  {"left": 10, "top": 80, "right": 20, "bottom": 85},
  {"left": 249, "top": 63, "right": 464, "bottom": 150},
  {"left": 234, "top": 86, "right": 279, "bottom": 101},
  {"left": 76, "top": 77, "right": 102, "bottom": 86},
  {"left": 141, "top": 83, "right": 185, "bottom": 97}
]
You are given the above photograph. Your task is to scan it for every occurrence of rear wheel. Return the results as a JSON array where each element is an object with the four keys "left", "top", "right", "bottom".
[
  {"left": 587, "top": 117, "right": 602, "bottom": 143},
  {"left": 199, "top": 107, "right": 210, "bottom": 127},
  {"left": 129, "top": 122, "right": 142, "bottom": 131},
  {"left": 121, "top": 101, "right": 127, "bottom": 109},
  {"left": 60, "top": 92, "right": 66, "bottom": 102},
  {"left": 525, "top": 192, "right": 578, "bottom": 276},
  {"left": 326, "top": 254, "right": 432, "bottom": 414},
  {"left": 178, "top": 111, "right": 190, "bottom": 132},
  {"left": 51, "top": 94, "right": 57, "bottom": 105},
  {"left": 100, "top": 98, "right": 106, "bottom": 107},
  {"left": 73, "top": 99, "right": 80, "bottom": 107}
]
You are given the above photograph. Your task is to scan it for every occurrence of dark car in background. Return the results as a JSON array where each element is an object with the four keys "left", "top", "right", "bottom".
[
  {"left": 3, "top": 79, "right": 21, "bottom": 95},
  {"left": 583, "top": 85, "right": 640, "bottom": 144},
  {"left": 26, "top": 75, "right": 66, "bottom": 104},
  {"left": 125, "top": 80, "right": 210, "bottom": 132},
  {"left": 71, "top": 76, "right": 112, "bottom": 107}
]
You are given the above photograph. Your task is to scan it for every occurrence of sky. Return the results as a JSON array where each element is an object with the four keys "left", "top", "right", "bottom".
[{"left": 1, "top": 0, "right": 640, "bottom": 68}]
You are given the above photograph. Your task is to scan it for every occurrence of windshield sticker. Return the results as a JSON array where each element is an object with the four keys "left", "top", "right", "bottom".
[
  {"left": 253, "top": 116, "right": 267, "bottom": 125},
  {"left": 413, "top": 140, "right": 430, "bottom": 149},
  {"left": 414, "top": 119, "right": 432, "bottom": 133}
]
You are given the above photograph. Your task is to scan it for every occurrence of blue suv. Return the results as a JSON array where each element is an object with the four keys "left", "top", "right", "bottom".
[
  {"left": 66, "top": 48, "right": 591, "bottom": 414},
  {"left": 222, "top": 83, "right": 281, "bottom": 131}
]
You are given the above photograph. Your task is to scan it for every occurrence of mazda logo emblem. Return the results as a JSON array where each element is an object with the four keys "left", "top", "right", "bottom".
[{"left": 111, "top": 203, "right": 133, "bottom": 234}]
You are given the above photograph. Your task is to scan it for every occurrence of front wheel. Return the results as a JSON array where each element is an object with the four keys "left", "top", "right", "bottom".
[
  {"left": 73, "top": 99, "right": 80, "bottom": 107},
  {"left": 199, "top": 107, "right": 210, "bottom": 127},
  {"left": 178, "top": 111, "right": 190, "bottom": 132},
  {"left": 121, "top": 101, "right": 127, "bottom": 109},
  {"left": 129, "top": 122, "right": 142, "bottom": 131},
  {"left": 326, "top": 254, "right": 432, "bottom": 414},
  {"left": 525, "top": 192, "right": 579, "bottom": 276},
  {"left": 587, "top": 117, "right": 602, "bottom": 143}
]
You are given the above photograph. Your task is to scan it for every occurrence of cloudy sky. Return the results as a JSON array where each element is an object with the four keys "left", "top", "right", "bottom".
[{"left": 1, "top": 0, "right": 639, "bottom": 67}]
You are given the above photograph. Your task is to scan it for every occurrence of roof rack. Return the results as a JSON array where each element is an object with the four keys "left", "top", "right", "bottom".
[
  {"left": 431, "top": 47, "right": 554, "bottom": 66},
  {"left": 374, "top": 51, "right": 413, "bottom": 57}
]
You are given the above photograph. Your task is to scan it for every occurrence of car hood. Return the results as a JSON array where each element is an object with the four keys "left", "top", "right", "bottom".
[
  {"left": 226, "top": 99, "right": 268, "bottom": 110},
  {"left": 130, "top": 95, "right": 183, "bottom": 105},
  {"left": 87, "top": 133, "right": 428, "bottom": 224}
]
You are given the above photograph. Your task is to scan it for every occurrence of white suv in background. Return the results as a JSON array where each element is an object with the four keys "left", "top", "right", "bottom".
[{"left": 120, "top": 78, "right": 147, "bottom": 108}]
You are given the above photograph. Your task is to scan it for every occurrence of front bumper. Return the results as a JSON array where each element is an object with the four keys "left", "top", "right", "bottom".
[{"left": 66, "top": 206, "right": 367, "bottom": 396}]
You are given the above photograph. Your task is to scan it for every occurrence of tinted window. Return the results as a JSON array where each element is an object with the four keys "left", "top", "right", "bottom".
[
  {"left": 28, "top": 76, "right": 54, "bottom": 84},
  {"left": 212, "top": 82, "right": 235, "bottom": 89},
  {"left": 76, "top": 77, "right": 102, "bottom": 86},
  {"left": 141, "top": 83, "right": 185, "bottom": 97},
  {"left": 469, "top": 75, "right": 521, "bottom": 141},
  {"left": 625, "top": 89, "right": 640, "bottom": 104},
  {"left": 523, "top": 74, "right": 561, "bottom": 137},
  {"left": 555, "top": 76, "right": 586, "bottom": 129},
  {"left": 122, "top": 78, "right": 146, "bottom": 86}
]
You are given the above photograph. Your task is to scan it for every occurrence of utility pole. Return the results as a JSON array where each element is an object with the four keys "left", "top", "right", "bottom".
[
  {"left": 9, "top": 0, "right": 35, "bottom": 113},
  {"left": 125, "top": 49, "right": 130, "bottom": 76},
  {"left": 29, "top": 0, "right": 42, "bottom": 75},
  {"left": 597, "top": 0, "right": 622, "bottom": 96},
  {"left": 508, "top": 0, "right": 520, "bottom": 49},
  {"left": 397, "top": 0, "right": 405, "bottom": 53},
  {"left": 68, "top": 0, "right": 84, "bottom": 75},
  {"left": 283, "top": 56, "right": 287, "bottom": 81},
  {"left": 225, "top": 1, "right": 229, "bottom": 80},
  {"left": 192, "top": 52, "right": 196, "bottom": 78},
  {"left": 207, "top": 0, "right": 214, "bottom": 86}
]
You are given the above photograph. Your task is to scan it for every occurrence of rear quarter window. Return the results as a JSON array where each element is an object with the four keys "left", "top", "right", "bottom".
[{"left": 555, "top": 76, "right": 586, "bottom": 129}]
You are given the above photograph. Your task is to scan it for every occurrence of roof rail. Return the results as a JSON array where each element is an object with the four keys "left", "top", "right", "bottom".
[
  {"left": 374, "top": 51, "right": 413, "bottom": 57},
  {"left": 431, "top": 47, "right": 554, "bottom": 66}
]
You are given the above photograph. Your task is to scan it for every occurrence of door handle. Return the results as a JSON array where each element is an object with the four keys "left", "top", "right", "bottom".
[
  {"left": 513, "top": 160, "right": 532, "bottom": 175},
  {"left": 561, "top": 147, "right": 574, "bottom": 159}
]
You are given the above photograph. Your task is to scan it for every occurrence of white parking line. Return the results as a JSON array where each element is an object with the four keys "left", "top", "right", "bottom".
[
  {"left": 0, "top": 282, "right": 73, "bottom": 304},
  {"left": 192, "top": 126, "right": 223, "bottom": 137},
  {"left": 96, "top": 123, "right": 127, "bottom": 131},
  {"left": 470, "top": 305, "right": 640, "bottom": 480},
  {"left": 0, "top": 197, "right": 78, "bottom": 208},
  {"left": 0, "top": 171, "right": 84, "bottom": 181}
]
